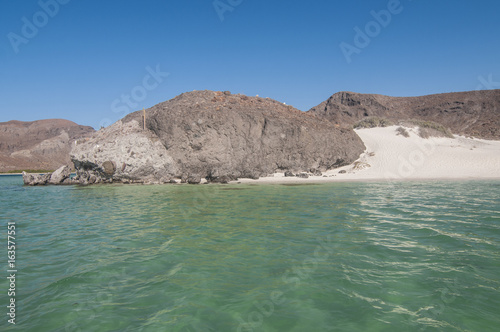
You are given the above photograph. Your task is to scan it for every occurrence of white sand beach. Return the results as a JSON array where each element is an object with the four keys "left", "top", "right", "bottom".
[{"left": 235, "top": 126, "right": 500, "bottom": 184}]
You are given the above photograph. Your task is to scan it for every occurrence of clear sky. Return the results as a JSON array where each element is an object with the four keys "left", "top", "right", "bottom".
[{"left": 1, "top": 0, "right": 499, "bottom": 129}]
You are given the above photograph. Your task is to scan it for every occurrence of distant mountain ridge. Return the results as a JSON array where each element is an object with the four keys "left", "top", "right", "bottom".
[
  {"left": 308, "top": 90, "right": 500, "bottom": 139},
  {"left": 0, "top": 119, "right": 94, "bottom": 172}
]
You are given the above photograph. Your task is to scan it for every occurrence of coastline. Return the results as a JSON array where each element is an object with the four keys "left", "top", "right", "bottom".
[
  {"left": 231, "top": 126, "right": 500, "bottom": 184},
  {"left": 7, "top": 126, "right": 500, "bottom": 185},
  {"left": 233, "top": 176, "right": 500, "bottom": 185}
]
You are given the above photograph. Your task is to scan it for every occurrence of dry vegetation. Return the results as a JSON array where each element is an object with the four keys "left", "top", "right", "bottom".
[
  {"left": 396, "top": 126, "right": 409, "bottom": 137},
  {"left": 353, "top": 117, "right": 394, "bottom": 129},
  {"left": 354, "top": 117, "right": 454, "bottom": 139},
  {"left": 400, "top": 119, "right": 454, "bottom": 138}
]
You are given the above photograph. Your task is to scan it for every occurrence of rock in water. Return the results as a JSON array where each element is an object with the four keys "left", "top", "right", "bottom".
[
  {"left": 22, "top": 165, "right": 73, "bottom": 185},
  {"left": 49, "top": 165, "right": 71, "bottom": 184},
  {"left": 70, "top": 90, "right": 365, "bottom": 184},
  {"left": 22, "top": 172, "right": 34, "bottom": 185},
  {"left": 22, "top": 172, "right": 51, "bottom": 185}
]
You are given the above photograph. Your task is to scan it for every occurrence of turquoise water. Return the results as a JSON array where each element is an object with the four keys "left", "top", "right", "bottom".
[{"left": 1, "top": 176, "right": 500, "bottom": 331}]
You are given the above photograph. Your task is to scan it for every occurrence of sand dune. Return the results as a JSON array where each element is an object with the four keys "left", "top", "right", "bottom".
[{"left": 236, "top": 126, "right": 500, "bottom": 183}]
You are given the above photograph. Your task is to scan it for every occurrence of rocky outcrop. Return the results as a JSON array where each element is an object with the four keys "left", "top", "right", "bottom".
[
  {"left": 0, "top": 119, "right": 95, "bottom": 172},
  {"left": 22, "top": 172, "right": 51, "bottom": 186},
  {"left": 308, "top": 90, "right": 500, "bottom": 139},
  {"left": 22, "top": 165, "right": 74, "bottom": 185},
  {"left": 70, "top": 90, "right": 365, "bottom": 184},
  {"left": 70, "top": 119, "right": 177, "bottom": 184}
]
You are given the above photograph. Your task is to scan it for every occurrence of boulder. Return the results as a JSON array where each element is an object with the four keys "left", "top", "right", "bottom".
[
  {"left": 49, "top": 165, "right": 71, "bottom": 184},
  {"left": 88, "top": 175, "right": 97, "bottom": 184},
  {"left": 206, "top": 174, "right": 232, "bottom": 183},
  {"left": 217, "top": 175, "right": 231, "bottom": 184},
  {"left": 310, "top": 168, "right": 322, "bottom": 176},
  {"left": 102, "top": 161, "right": 116, "bottom": 175},
  {"left": 187, "top": 175, "right": 202, "bottom": 184},
  {"left": 62, "top": 177, "right": 75, "bottom": 185}
]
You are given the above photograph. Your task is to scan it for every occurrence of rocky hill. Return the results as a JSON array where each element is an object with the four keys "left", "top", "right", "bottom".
[
  {"left": 70, "top": 90, "right": 365, "bottom": 184},
  {"left": 308, "top": 90, "right": 500, "bottom": 139},
  {"left": 0, "top": 119, "right": 95, "bottom": 172}
]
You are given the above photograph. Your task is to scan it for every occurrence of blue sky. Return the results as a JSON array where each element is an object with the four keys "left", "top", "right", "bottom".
[{"left": 1, "top": 0, "right": 499, "bottom": 129}]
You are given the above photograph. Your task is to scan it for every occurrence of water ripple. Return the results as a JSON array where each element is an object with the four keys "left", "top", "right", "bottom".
[{"left": 2, "top": 178, "right": 500, "bottom": 331}]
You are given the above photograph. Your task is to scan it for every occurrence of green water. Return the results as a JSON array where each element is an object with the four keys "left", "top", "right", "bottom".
[{"left": 1, "top": 176, "right": 500, "bottom": 331}]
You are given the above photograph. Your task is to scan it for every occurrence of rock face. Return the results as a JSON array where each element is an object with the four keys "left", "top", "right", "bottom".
[
  {"left": 70, "top": 90, "right": 365, "bottom": 184},
  {"left": 0, "top": 119, "right": 95, "bottom": 172},
  {"left": 308, "top": 90, "right": 500, "bottom": 139},
  {"left": 71, "top": 119, "right": 177, "bottom": 184}
]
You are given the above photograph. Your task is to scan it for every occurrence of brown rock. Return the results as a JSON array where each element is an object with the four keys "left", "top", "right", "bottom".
[
  {"left": 121, "top": 90, "right": 364, "bottom": 180},
  {"left": 187, "top": 175, "right": 201, "bottom": 184},
  {"left": 70, "top": 90, "right": 365, "bottom": 184},
  {"left": 102, "top": 160, "right": 116, "bottom": 175}
]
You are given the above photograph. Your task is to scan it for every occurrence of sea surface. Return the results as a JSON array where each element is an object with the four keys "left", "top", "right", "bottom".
[{"left": 1, "top": 175, "right": 500, "bottom": 332}]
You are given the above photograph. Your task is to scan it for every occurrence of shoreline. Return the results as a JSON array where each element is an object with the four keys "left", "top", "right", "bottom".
[
  {"left": 231, "top": 176, "right": 500, "bottom": 185},
  {"left": 232, "top": 175, "right": 500, "bottom": 185},
  {"left": 6, "top": 126, "right": 500, "bottom": 185},
  {"left": 230, "top": 126, "right": 500, "bottom": 185}
]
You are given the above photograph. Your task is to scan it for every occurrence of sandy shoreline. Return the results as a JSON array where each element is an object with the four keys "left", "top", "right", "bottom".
[
  {"left": 233, "top": 126, "right": 500, "bottom": 184},
  {"left": 5, "top": 126, "right": 499, "bottom": 184}
]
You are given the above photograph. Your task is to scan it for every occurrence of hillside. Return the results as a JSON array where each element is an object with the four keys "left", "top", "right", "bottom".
[
  {"left": 0, "top": 119, "right": 95, "bottom": 172},
  {"left": 308, "top": 90, "right": 500, "bottom": 139}
]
